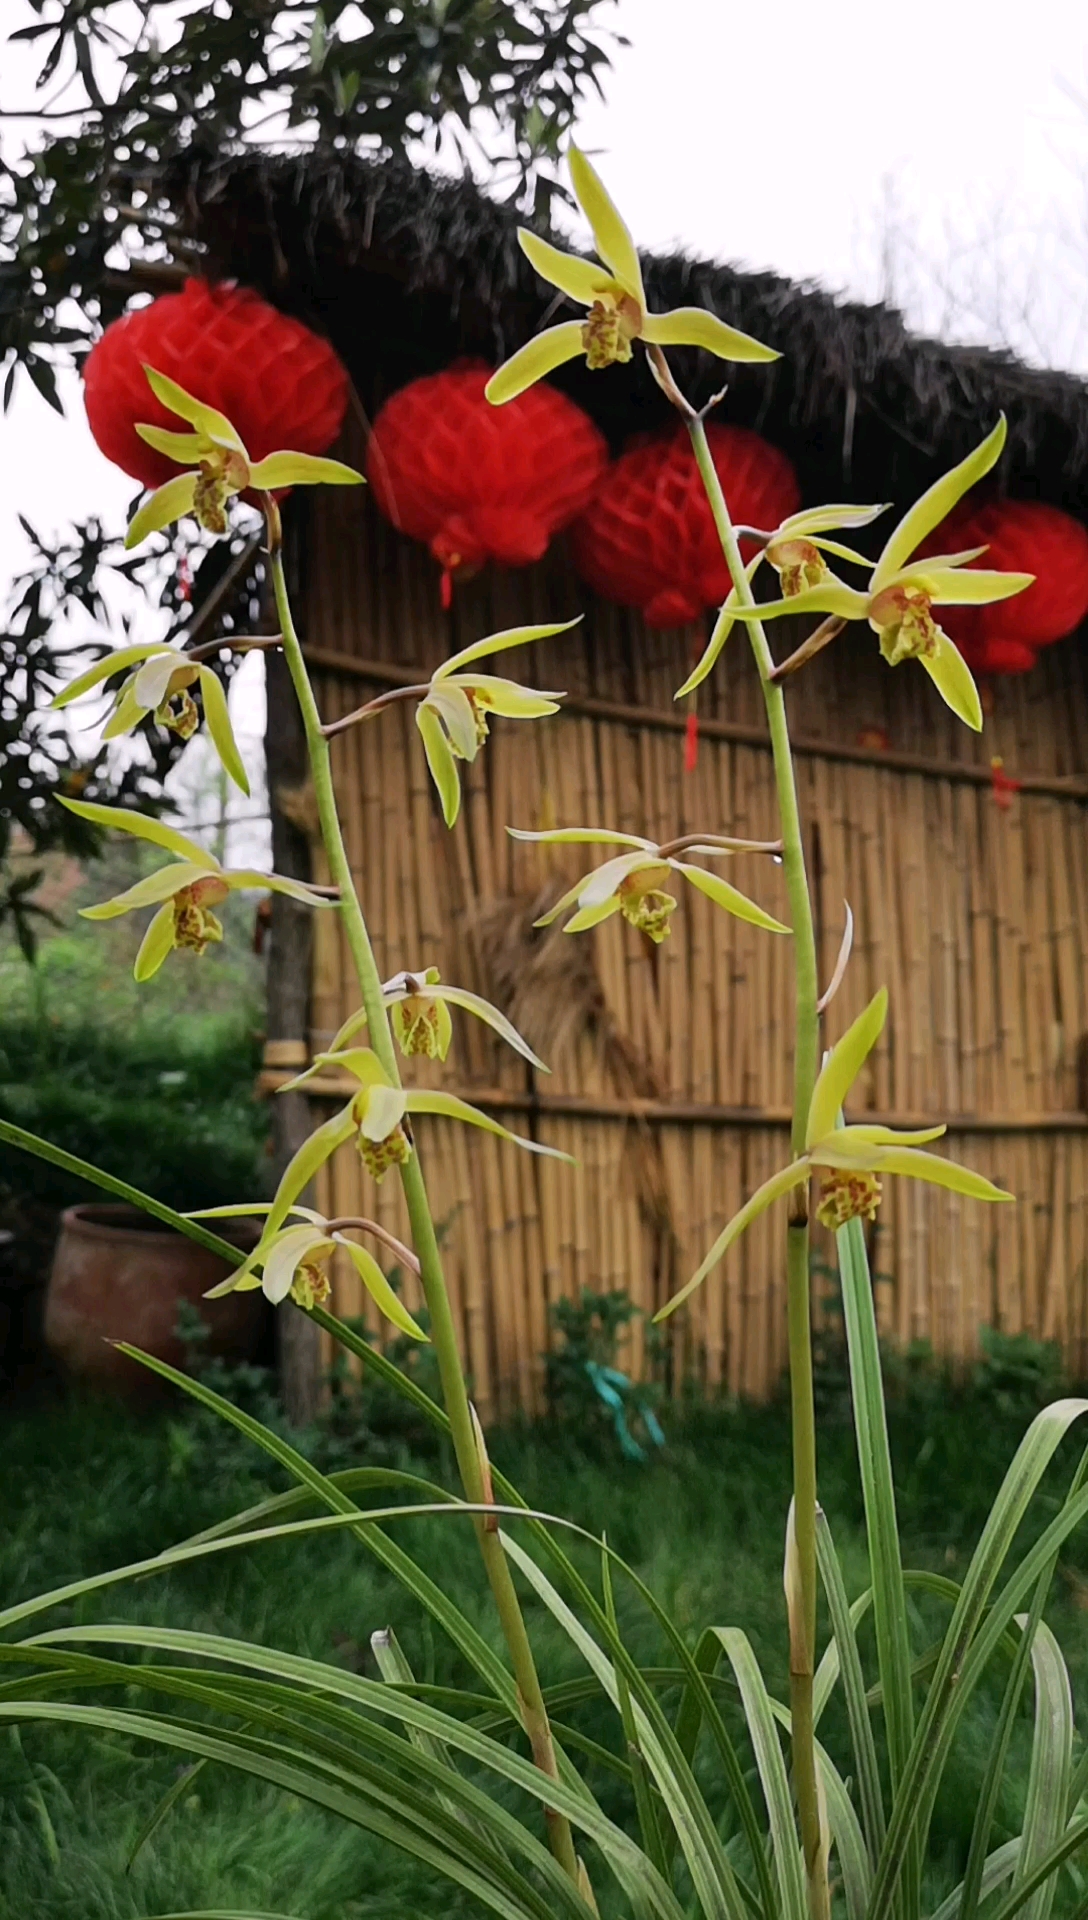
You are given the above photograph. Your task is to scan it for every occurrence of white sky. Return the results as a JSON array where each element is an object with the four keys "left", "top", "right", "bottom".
[{"left": 3, "top": 0, "right": 1088, "bottom": 847}]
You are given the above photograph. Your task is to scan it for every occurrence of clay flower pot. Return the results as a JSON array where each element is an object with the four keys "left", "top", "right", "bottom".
[{"left": 45, "top": 1204, "right": 265, "bottom": 1402}]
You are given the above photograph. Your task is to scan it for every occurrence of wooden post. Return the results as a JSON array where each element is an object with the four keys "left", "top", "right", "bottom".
[{"left": 264, "top": 638, "right": 323, "bottom": 1426}]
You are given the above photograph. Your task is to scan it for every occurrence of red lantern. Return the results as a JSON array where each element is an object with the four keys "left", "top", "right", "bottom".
[
  {"left": 571, "top": 425, "right": 800, "bottom": 626},
  {"left": 367, "top": 362, "right": 608, "bottom": 600},
  {"left": 921, "top": 499, "right": 1088, "bottom": 675},
  {"left": 83, "top": 279, "right": 349, "bottom": 489}
]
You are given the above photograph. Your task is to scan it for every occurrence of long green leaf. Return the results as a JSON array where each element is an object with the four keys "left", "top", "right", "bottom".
[
  {"left": 930, "top": 1841, "right": 1021, "bottom": 1920},
  {"left": 1012, "top": 1619, "right": 1075, "bottom": 1920},
  {"left": 958, "top": 1579, "right": 1051, "bottom": 1920},
  {"left": 816, "top": 1508, "right": 885, "bottom": 1864},
  {"left": 713, "top": 1630, "right": 806, "bottom": 1920},
  {"left": 601, "top": 1542, "right": 668, "bottom": 1880},
  {"left": 983, "top": 1818, "right": 1088, "bottom": 1920}
]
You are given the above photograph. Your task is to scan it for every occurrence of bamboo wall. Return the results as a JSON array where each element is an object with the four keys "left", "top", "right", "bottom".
[{"left": 280, "top": 444, "right": 1088, "bottom": 1420}]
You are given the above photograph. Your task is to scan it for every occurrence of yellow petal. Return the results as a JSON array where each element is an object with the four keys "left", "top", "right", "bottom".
[
  {"left": 125, "top": 472, "right": 199, "bottom": 549},
  {"left": 806, "top": 988, "right": 889, "bottom": 1148},
  {"left": 417, "top": 703, "right": 463, "bottom": 827},
  {"left": 655, "top": 1159, "right": 811, "bottom": 1321},
  {"left": 484, "top": 323, "right": 587, "bottom": 405},
  {"left": 198, "top": 667, "right": 250, "bottom": 796},
  {"left": 807, "top": 537, "right": 877, "bottom": 569},
  {"left": 59, "top": 797, "right": 212, "bottom": 866},
  {"left": 51, "top": 643, "right": 165, "bottom": 709},
  {"left": 674, "top": 557, "right": 763, "bottom": 698},
  {"left": 132, "top": 901, "right": 178, "bottom": 982},
  {"left": 406, "top": 1090, "right": 574, "bottom": 1161},
  {"left": 101, "top": 679, "right": 149, "bottom": 741},
  {"left": 837, "top": 1123, "right": 948, "bottom": 1148},
  {"left": 262, "top": 1225, "right": 331, "bottom": 1305},
  {"left": 264, "top": 1107, "right": 358, "bottom": 1240},
  {"left": 563, "top": 897, "right": 623, "bottom": 933},
  {"left": 567, "top": 146, "right": 645, "bottom": 305},
  {"left": 726, "top": 581, "right": 871, "bottom": 624},
  {"left": 871, "top": 416, "right": 1007, "bottom": 591},
  {"left": 226, "top": 870, "right": 331, "bottom": 906},
  {"left": 327, "top": 1006, "right": 370, "bottom": 1054},
  {"left": 448, "top": 674, "right": 561, "bottom": 719},
  {"left": 436, "top": 619, "right": 580, "bottom": 681},
  {"left": 133, "top": 650, "right": 189, "bottom": 712},
  {"left": 919, "top": 630, "right": 983, "bottom": 733},
  {"left": 819, "top": 1142, "right": 1014, "bottom": 1204},
  {"left": 641, "top": 307, "right": 779, "bottom": 363},
  {"left": 337, "top": 1238, "right": 428, "bottom": 1339},
  {"left": 133, "top": 423, "right": 208, "bottom": 464},
  {"left": 433, "top": 984, "right": 549, "bottom": 1073},
  {"left": 518, "top": 228, "right": 620, "bottom": 306},
  {"left": 427, "top": 682, "right": 479, "bottom": 761},
  {"left": 910, "top": 567, "right": 1034, "bottom": 607},
  {"left": 360, "top": 1083, "right": 409, "bottom": 1143},
  {"left": 578, "top": 850, "right": 653, "bottom": 908},
  {"left": 673, "top": 861, "right": 790, "bottom": 934},
  {"left": 143, "top": 366, "right": 246, "bottom": 452},
  {"left": 782, "top": 504, "right": 890, "bottom": 535},
  {"left": 80, "top": 860, "right": 210, "bottom": 920},
  {"left": 533, "top": 876, "right": 593, "bottom": 927},
  {"left": 247, "top": 451, "right": 364, "bottom": 490}
]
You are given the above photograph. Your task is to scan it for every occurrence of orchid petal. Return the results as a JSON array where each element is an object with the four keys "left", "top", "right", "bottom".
[
  {"left": 485, "top": 324, "right": 587, "bottom": 406},
  {"left": 265, "top": 1107, "right": 358, "bottom": 1239},
  {"left": 655, "top": 1159, "right": 811, "bottom": 1321},
  {"left": 579, "top": 850, "right": 653, "bottom": 908},
  {"left": 563, "top": 896, "right": 624, "bottom": 934},
  {"left": 806, "top": 537, "right": 877, "bottom": 569},
  {"left": 101, "top": 679, "right": 148, "bottom": 740},
  {"left": 446, "top": 674, "right": 562, "bottom": 720},
  {"left": 80, "top": 861, "right": 210, "bottom": 921},
  {"left": 132, "top": 901, "right": 177, "bottom": 982},
  {"left": 815, "top": 1142, "right": 1014, "bottom": 1203},
  {"left": 517, "top": 229, "right": 621, "bottom": 306},
  {"left": 222, "top": 870, "right": 329, "bottom": 906},
  {"left": 359, "top": 1084, "right": 409, "bottom": 1143},
  {"left": 568, "top": 147, "right": 645, "bottom": 305},
  {"left": 674, "top": 556, "right": 763, "bottom": 697},
  {"left": 836, "top": 1123, "right": 948, "bottom": 1148},
  {"left": 198, "top": 666, "right": 250, "bottom": 795},
  {"left": 871, "top": 416, "right": 1008, "bottom": 591},
  {"left": 391, "top": 994, "right": 453, "bottom": 1062},
  {"left": 133, "top": 424, "right": 209, "bottom": 464},
  {"left": 125, "top": 472, "right": 199, "bottom": 549},
  {"left": 416, "top": 703, "right": 463, "bottom": 827},
  {"left": 919, "top": 629, "right": 983, "bottom": 732},
  {"left": 509, "top": 825, "right": 652, "bottom": 850},
  {"left": 188, "top": 1201, "right": 323, "bottom": 1224},
  {"left": 327, "top": 1006, "right": 371, "bottom": 1054},
  {"left": 427, "top": 682, "right": 480, "bottom": 764},
  {"left": 51, "top": 643, "right": 166, "bottom": 708},
  {"left": 248, "top": 452, "right": 364, "bottom": 490},
  {"left": 892, "top": 546, "right": 990, "bottom": 572},
  {"left": 133, "top": 650, "right": 189, "bottom": 713},
  {"left": 58, "top": 797, "right": 215, "bottom": 866},
  {"left": 533, "top": 876, "right": 594, "bottom": 927},
  {"left": 316, "top": 1047, "right": 393, "bottom": 1091},
  {"left": 673, "top": 862, "right": 789, "bottom": 934},
  {"left": 436, "top": 620, "right": 580, "bottom": 681},
  {"left": 336, "top": 1238, "right": 428, "bottom": 1339},
  {"left": 806, "top": 988, "right": 889, "bottom": 1148},
  {"left": 405, "top": 1090, "right": 574, "bottom": 1162},
  {"left": 434, "top": 984, "right": 549, "bottom": 1073},
  {"left": 727, "top": 581, "right": 871, "bottom": 624},
  {"left": 782, "top": 504, "right": 890, "bottom": 535},
  {"left": 143, "top": 366, "right": 246, "bottom": 452},
  {"left": 905, "top": 566, "right": 1034, "bottom": 607},
  {"left": 262, "top": 1225, "right": 331, "bottom": 1305},
  {"left": 641, "top": 307, "right": 779, "bottom": 363}
]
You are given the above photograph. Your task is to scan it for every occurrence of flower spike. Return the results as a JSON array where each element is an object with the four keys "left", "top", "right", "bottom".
[
  {"left": 124, "top": 365, "right": 362, "bottom": 548},
  {"left": 59, "top": 797, "right": 330, "bottom": 980},
  {"left": 486, "top": 148, "right": 778, "bottom": 406},
  {"left": 656, "top": 987, "right": 1013, "bottom": 1321}
]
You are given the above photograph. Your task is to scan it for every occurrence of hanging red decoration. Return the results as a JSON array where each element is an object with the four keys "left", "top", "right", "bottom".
[
  {"left": 83, "top": 279, "right": 349, "bottom": 490},
  {"left": 366, "top": 361, "right": 608, "bottom": 597},
  {"left": 570, "top": 424, "right": 800, "bottom": 627},
  {"left": 920, "top": 499, "right": 1088, "bottom": 676}
]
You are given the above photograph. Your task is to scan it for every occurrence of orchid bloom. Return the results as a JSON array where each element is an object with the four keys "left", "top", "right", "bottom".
[
  {"left": 268, "top": 1046, "right": 572, "bottom": 1205},
  {"left": 60, "top": 798, "right": 328, "bottom": 981},
  {"left": 508, "top": 827, "right": 788, "bottom": 943},
  {"left": 417, "top": 623, "right": 573, "bottom": 828},
  {"left": 124, "top": 367, "right": 362, "bottom": 548},
  {"left": 484, "top": 148, "right": 778, "bottom": 406},
  {"left": 721, "top": 419, "right": 1034, "bottom": 731},
  {"left": 677, "top": 503, "right": 889, "bottom": 698},
  {"left": 657, "top": 987, "right": 1013, "bottom": 1321},
  {"left": 325, "top": 966, "right": 548, "bottom": 1072},
  {"left": 192, "top": 1201, "right": 426, "bottom": 1336},
  {"left": 52, "top": 641, "right": 250, "bottom": 793}
]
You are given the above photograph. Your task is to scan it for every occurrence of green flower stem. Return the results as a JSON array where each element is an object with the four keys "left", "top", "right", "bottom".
[
  {"left": 686, "top": 420, "right": 826, "bottom": 1920},
  {"left": 268, "top": 541, "right": 581, "bottom": 1888}
]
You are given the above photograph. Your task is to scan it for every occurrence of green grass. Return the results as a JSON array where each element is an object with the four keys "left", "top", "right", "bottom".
[{"left": 2, "top": 1369, "right": 1088, "bottom": 1920}]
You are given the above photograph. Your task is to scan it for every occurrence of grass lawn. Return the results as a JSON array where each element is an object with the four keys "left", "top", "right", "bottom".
[{"left": 3, "top": 1360, "right": 1088, "bottom": 1920}]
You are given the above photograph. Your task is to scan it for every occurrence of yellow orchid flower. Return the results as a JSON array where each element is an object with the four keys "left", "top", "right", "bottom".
[
  {"left": 265, "top": 1047, "right": 572, "bottom": 1208},
  {"left": 52, "top": 641, "right": 250, "bottom": 794},
  {"left": 677, "top": 502, "right": 889, "bottom": 698},
  {"left": 416, "top": 622, "right": 574, "bottom": 828},
  {"left": 60, "top": 797, "right": 329, "bottom": 981},
  {"left": 508, "top": 826, "right": 788, "bottom": 943},
  {"left": 656, "top": 987, "right": 1013, "bottom": 1321},
  {"left": 324, "top": 966, "right": 549, "bottom": 1072},
  {"left": 124, "top": 366, "right": 362, "bottom": 548},
  {"left": 721, "top": 419, "right": 1034, "bottom": 731},
  {"left": 485, "top": 148, "right": 778, "bottom": 406},
  {"left": 192, "top": 1201, "right": 426, "bottom": 1336}
]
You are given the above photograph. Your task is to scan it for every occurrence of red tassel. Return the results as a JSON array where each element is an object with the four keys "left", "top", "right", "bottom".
[
  {"left": 684, "top": 709, "right": 699, "bottom": 773},
  {"left": 440, "top": 568, "right": 453, "bottom": 611}
]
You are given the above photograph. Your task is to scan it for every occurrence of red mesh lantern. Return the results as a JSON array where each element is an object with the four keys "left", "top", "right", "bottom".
[
  {"left": 571, "top": 425, "right": 800, "bottom": 626},
  {"left": 83, "top": 279, "right": 349, "bottom": 489},
  {"left": 367, "top": 362, "right": 608, "bottom": 600},
  {"left": 921, "top": 499, "right": 1088, "bottom": 675}
]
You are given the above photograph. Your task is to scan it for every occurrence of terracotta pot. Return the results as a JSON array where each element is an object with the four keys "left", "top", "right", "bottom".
[{"left": 45, "top": 1204, "right": 264, "bottom": 1401}]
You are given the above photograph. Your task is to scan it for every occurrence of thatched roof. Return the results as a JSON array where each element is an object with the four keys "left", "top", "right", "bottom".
[{"left": 173, "top": 150, "right": 1088, "bottom": 519}]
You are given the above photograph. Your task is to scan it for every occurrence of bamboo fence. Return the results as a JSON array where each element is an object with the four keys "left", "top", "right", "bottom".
[{"left": 273, "top": 438, "right": 1088, "bottom": 1419}]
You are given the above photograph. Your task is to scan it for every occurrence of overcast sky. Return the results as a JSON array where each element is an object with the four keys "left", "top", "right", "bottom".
[{"left": 3, "top": 0, "right": 1087, "bottom": 844}]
